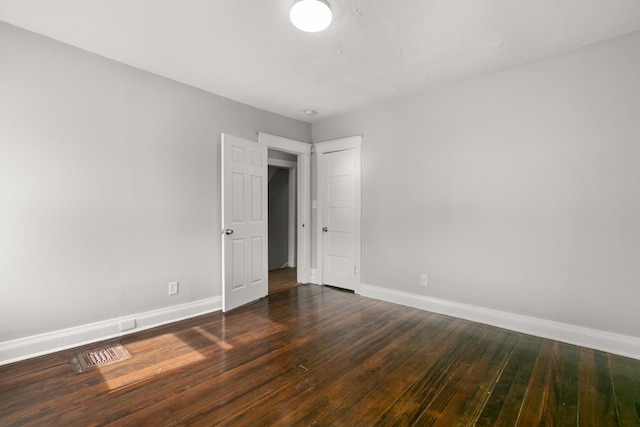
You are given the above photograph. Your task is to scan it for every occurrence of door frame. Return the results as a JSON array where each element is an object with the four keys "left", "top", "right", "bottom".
[
  {"left": 314, "top": 135, "right": 362, "bottom": 293},
  {"left": 258, "top": 132, "right": 312, "bottom": 284}
]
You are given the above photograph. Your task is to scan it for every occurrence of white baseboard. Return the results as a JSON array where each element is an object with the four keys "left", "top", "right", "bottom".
[
  {"left": 310, "top": 268, "right": 319, "bottom": 285},
  {"left": 360, "top": 283, "right": 640, "bottom": 360},
  {"left": 0, "top": 297, "right": 222, "bottom": 366}
]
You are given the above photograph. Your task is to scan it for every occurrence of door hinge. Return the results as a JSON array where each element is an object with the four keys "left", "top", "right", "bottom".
[{"left": 354, "top": 265, "right": 356, "bottom": 275}]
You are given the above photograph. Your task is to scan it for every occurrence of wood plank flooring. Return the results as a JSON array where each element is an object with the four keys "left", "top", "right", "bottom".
[
  {"left": 1, "top": 283, "right": 640, "bottom": 426},
  {"left": 268, "top": 267, "right": 300, "bottom": 294}
]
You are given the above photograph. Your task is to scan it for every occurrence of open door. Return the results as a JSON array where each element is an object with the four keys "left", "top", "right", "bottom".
[{"left": 221, "top": 134, "right": 268, "bottom": 312}]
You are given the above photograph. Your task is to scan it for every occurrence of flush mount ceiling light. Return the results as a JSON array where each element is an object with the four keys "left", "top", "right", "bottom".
[{"left": 290, "top": 0, "right": 333, "bottom": 33}]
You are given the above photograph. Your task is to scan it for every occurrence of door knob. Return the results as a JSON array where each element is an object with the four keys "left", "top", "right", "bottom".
[
  {"left": 224, "top": 228, "right": 234, "bottom": 235},
  {"left": 322, "top": 227, "right": 328, "bottom": 232}
]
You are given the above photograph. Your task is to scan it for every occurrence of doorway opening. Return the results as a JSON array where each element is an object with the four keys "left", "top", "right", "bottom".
[
  {"left": 258, "top": 132, "right": 312, "bottom": 295},
  {"left": 268, "top": 151, "right": 299, "bottom": 294}
]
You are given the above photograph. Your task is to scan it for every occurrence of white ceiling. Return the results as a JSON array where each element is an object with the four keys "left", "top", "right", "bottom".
[{"left": 1, "top": 0, "right": 640, "bottom": 122}]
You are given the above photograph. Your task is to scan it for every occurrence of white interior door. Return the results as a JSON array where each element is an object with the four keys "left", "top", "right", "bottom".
[
  {"left": 322, "top": 149, "right": 357, "bottom": 290},
  {"left": 221, "top": 134, "right": 268, "bottom": 312}
]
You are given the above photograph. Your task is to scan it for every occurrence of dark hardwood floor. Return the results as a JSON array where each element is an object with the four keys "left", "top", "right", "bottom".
[
  {"left": 1, "top": 283, "right": 640, "bottom": 426},
  {"left": 268, "top": 267, "right": 300, "bottom": 294}
]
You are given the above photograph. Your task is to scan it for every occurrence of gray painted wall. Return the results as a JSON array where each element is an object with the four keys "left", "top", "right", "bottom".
[
  {"left": 0, "top": 22, "right": 310, "bottom": 342},
  {"left": 268, "top": 167, "right": 290, "bottom": 270},
  {"left": 313, "top": 31, "right": 640, "bottom": 338}
]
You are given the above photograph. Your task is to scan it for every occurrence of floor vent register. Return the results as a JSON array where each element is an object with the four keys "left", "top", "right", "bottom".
[{"left": 69, "top": 342, "right": 131, "bottom": 374}]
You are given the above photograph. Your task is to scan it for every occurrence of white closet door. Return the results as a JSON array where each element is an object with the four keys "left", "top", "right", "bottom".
[{"left": 322, "top": 148, "right": 357, "bottom": 290}]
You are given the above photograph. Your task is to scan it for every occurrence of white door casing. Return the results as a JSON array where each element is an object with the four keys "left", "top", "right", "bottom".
[
  {"left": 258, "top": 132, "right": 312, "bottom": 284},
  {"left": 221, "top": 134, "right": 268, "bottom": 312},
  {"left": 315, "top": 135, "right": 362, "bottom": 292},
  {"left": 288, "top": 167, "right": 296, "bottom": 267}
]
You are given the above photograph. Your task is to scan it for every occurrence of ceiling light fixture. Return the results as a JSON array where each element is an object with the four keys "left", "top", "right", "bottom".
[{"left": 290, "top": 0, "right": 333, "bottom": 33}]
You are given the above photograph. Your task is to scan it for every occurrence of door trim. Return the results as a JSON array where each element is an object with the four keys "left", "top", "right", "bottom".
[
  {"left": 314, "top": 135, "right": 362, "bottom": 293},
  {"left": 314, "top": 135, "right": 362, "bottom": 153},
  {"left": 258, "top": 132, "right": 312, "bottom": 284}
]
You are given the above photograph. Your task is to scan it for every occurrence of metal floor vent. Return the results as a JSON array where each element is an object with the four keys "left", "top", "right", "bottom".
[{"left": 70, "top": 342, "right": 131, "bottom": 374}]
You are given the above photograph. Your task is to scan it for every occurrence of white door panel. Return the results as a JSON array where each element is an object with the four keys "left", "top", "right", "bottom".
[
  {"left": 222, "top": 134, "right": 268, "bottom": 311},
  {"left": 327, "top": 231, "right": 351, "bottom": 255},
  {"left": 322, "top": 149, "right": 356, "bottom": 289}
]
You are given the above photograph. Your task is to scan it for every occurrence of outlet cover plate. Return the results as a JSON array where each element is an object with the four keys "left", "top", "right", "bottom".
[
  {"left": 420, "top": 274, "right": 428, "bottom": 286},
  {"left": 169, "top": 281, "right": 179, "bottom": 295},
  {"left": 119, "top": 318, "right": 137, "bottom": 332}
]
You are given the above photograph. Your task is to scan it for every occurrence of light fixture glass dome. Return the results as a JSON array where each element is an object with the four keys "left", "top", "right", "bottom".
[{"left": 290, "top": 0, "right": 332, "bottom": 33}]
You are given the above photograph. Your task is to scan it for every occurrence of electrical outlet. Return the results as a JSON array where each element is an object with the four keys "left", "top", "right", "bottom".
[
  {"left": 168, "top": 281, "right": 179, "bottom": 295},
  {"left": 420, "top": 274, "right": 428, "bottom": 287},
  {"left": 119, "top": 318, "right": 137, "bottom": 332}
]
